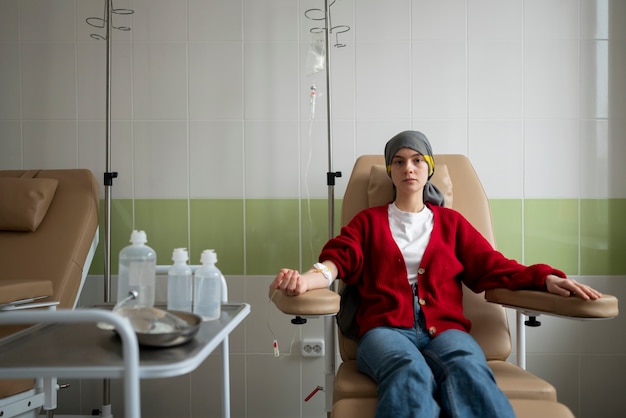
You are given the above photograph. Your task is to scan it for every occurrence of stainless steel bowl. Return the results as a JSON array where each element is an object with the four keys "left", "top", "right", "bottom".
[{"left": 133, "top": 310, "right": 202, "bottom": 348}]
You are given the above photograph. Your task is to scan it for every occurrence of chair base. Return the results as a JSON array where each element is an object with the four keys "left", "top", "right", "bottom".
[{"left": 331, "top": 398, "right": 574, "bottom": 418}]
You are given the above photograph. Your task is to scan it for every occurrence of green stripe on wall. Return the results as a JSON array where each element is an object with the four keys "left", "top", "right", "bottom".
[{"left": 90, "top": 198, "right": 626, "bottom": 276}]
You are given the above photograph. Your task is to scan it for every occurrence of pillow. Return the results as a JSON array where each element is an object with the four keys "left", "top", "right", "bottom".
[
  {"left": 0, "top": 177, "right": 58, "bottom": 231},
  {"left": 368, "top": 164, "right": 453, "bottom": 208}
]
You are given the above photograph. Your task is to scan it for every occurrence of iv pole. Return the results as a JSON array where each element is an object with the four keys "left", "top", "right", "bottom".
[
  {"left": 102, "top": 0, "right": 115, "bottom": 415},
  {"left": 322, "top": 0, "right": 342, "bottom": 414}
]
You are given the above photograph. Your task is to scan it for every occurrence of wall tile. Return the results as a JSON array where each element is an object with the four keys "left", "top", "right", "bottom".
[
  {"left": 411, "top": 119, "right": 468, "bottom": 155},
  {"left": 355, "top": 42, "right": 412, "bottom": 120},
  {"left": 189, "top": 200, "right": 245, "bottom": 275},
  {"left": 524, "top": 199, "right": 579, "bottom": 273},
  {"left": 188, "top": 42, "right": 243, "bottom": 121},
  {"left": 327, "top": 41, "right": 356, "bottom": 120},
  {"left": 468, "top": 120, "right": 524, "bottom": 198},
  {"left": 133, "top": 199, "right": 189, "bottom": 263},
  {"left": 329, "top": 120, "right": 357, "bottom": 199},
  {"left": 20, "top": 0, "right": 76, "bottom": 42},
  {"left": 133, "top": 121, "right": 189, "bottom": 198},
  {"left": 355, "top": 120, "right": 413, "bottom": 156},
  {"left": 412, "top": 0, "right": 467, "bottom": 40},
  {"left": 246, "top": 353, "right": 302, "bottom": 417},
  {"left": 244, "top": 120, "right": 300, "bottom": 198},
  {"left": 21, "top": 43, "right": 77, "bottom": 120},
  {"left": 580, "top": 0, "right": 609, "bottom": 40},
  {"left": 188, "top": 0, "right": 243, "bottom": 41},
  {"left": 0, "top": 121, "right": 22, "bottom": 169},
  {"left": 524, "top": 0, "right": 580, "bottom": 40},
  {"left": 523, "top": 119, "right": 580, "bottom": 198},
  {"left": 299, "top": 118, "right": 330, "bottom": 198},
  {"left": 190, "top": 353, "right": 247, "bottom": 418},
  {"left": 0, "top": 43, "right": 21, "bottom": 119},
  {"left": 77, "top": 120, "right": 106, "bottom": 196},
  {"left": 468, "top": 0, "right": 523, "bottom": 40},
  {"left": 580, "top": 119, "right": 609, "bottom": 199},
  {"left": 609, "top": 0, "right": 626, "bottom": 41},
  {"left": 411, "top": 41, "right": 467, "bottom": 119},
  {"left": 22, "top": 120, "right": 77, "bottom": 169},
  {"left": 244, "top": 42, "right": 299, "bottom": 121},
  {"left": 131, "top": 0, "right": 188, "bottom": 42},
  {"left": 580, "top": 355, "right": 626, "bottom": 418},
  {"left": 189, "top": 120, "right": 244, "bottom": 198},
  {"left": 580, "top": 40, "right": 609, "bottom": 119},
  {"left": 524, "top": 40, "right": 580, "bottom": 119},
  {"left": 580, "top": 200, "right": 612, "bottom": 275},
  {"left": 607, "top": 116, "right": 626, "bottom": 198},
  {"left": 524, "top": 312, "right": 582, "bottom": 353},
  {"left": 355, "top": 0, "right": 411, "bottom": 42},
  {"left": 243, "top": 0, "right": 298, "bottom": 42},
  {"left": 77, "top": 42, "right": 106, "bottom": 121},
  {"left": 0, "top": 0, "right": 19, "bottom": 40},
  {"left": 490, "top": 199, "right": 523, "bottom": 260},
  {"left": 245, "top": 199, "right": 300, "bottom": 275},
  {"left": 468, "top": 41, "right": 523, "bottom": 119},
  {"left": 526, "top": 354, "right": 580, "bottom": 416},
  {"left": 132, "top": 42, "right": 188, "bottom": 121}
]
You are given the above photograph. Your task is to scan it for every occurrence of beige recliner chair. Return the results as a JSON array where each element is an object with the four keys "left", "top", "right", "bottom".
[
  {"left": 271, "top": 154, "right": 618, "bottom": 418},
  {"left": 0, "top": 169, "right": 100, "bottom": 418}
]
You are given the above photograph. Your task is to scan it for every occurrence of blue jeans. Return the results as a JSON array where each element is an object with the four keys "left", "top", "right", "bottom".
[{"left": 356, "top": 294, "right": 515, "bottom": 418}]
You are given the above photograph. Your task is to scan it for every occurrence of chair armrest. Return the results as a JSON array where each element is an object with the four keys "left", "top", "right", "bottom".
[
  {"left": 268, "top": 287, "right": 340, "bottom": 317},
  {"left": 485, "top": 288, "right": 619, "bottom": 319}
]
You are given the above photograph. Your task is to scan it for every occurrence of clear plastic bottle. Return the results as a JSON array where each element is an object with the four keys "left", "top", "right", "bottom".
[
  {"left": 117, "top": 230, "right": 156, "bottom": 308},
  {"left": 193, "top": 249, "right": 222, "bottom": 320},
  {"left": 167, "top": 248, "right": 192, "bottom": 312}
]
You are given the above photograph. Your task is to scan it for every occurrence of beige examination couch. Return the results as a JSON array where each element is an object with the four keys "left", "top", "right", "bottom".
[
  {"left": 271, "top": 154, "right": 618, "bottom": 418},
  {"left": 0, "top": 169, "right": 99, "bottom": 417}
]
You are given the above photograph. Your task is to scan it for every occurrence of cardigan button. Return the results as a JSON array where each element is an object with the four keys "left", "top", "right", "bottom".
[
  {"left": 418, "top": 267, "right": 425, "bottom": 275},
  {"left": 428, "top": 326, "right": 436, "bottom": 336},
  {"left": 418, "top": 298, "right": 426, "bottom": 306}
]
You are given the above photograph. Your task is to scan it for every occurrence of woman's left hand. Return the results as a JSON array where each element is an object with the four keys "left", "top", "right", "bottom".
[{"left": 545, "top": 274, "right": 603, "bottom": 300}]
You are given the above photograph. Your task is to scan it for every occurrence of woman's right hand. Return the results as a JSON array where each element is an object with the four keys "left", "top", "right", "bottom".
[{"left": 271, "top": 268, "right": 309, "bottom": 296}]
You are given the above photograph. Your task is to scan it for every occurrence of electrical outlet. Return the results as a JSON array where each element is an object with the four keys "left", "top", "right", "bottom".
[{"left": 301, "top": 338, "right": 325, "bottom": 357}]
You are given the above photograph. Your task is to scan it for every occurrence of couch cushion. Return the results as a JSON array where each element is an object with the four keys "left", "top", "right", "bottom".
[
  {"left": 367, "top": 164, "right": 453, "bottom": 208},
  {"left": 0, "top": 177, "right": 58, "bottom": 231}
]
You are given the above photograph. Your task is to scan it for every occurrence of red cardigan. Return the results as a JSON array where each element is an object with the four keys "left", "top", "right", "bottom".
[{"left": 319, "top": 204, "right": 565, "bottom": 338}]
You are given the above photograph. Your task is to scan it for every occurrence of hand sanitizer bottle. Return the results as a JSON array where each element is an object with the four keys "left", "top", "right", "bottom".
[
  {"left": 193, "top": 249, "right": 222, "bottom": 320},
  {"left": 167, "top": 248, "right": 192, "bottom": 312},
  {"left": 117, "top": 230, "right": 156, "bottom": 308}
]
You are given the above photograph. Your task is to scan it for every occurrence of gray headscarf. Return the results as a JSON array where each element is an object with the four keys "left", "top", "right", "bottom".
[{"left": 384, "top": 130, "right": 445, "bottom": 206}]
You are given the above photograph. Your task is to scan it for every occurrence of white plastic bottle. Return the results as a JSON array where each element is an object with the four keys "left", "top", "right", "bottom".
[
  {"left": 167, "top": 248, "right": 192, "bottom": 312},
  {"left": 193, "top": 249, "right": 222, "bottom": 320},
  {"left": 117, "top": 230, "right": 156, "bottom": 308}
]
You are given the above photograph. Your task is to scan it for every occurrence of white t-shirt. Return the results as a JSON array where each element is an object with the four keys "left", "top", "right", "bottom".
[{"left": 388, "top": 202, "right": 434, "bottom": 285}]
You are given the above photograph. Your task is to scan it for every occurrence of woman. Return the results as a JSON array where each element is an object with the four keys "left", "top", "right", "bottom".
[{"left": 271, "top": 130, "right": 601, "bottom": 418}]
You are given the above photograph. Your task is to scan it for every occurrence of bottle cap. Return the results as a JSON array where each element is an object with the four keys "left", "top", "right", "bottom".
[
  {"left": 200, "top": 249, "right": 217, "bottom": 264},
  {"left": 130, "top": 230, "right": 147, "bottom": 244},
  {"left": 172, "top": 248, "right": 188, "bottom": 262}
]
